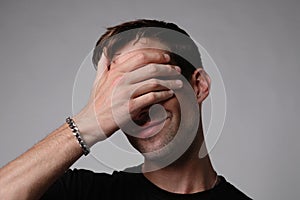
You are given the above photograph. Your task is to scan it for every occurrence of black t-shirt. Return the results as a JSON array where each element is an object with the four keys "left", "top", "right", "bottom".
[{"left": 41, "top": 166, "right": 252, "bottom": 200}]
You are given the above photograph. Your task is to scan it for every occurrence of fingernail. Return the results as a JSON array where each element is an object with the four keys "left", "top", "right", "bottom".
[
  {"left": 176, "top": 80, "right": 183, "bottom": 87},
  {"left": 175, "top": 66, "right": 181, "bottom": 73},
  {"left": 164, "top": 54, "right": 170, "bottom": 60}
]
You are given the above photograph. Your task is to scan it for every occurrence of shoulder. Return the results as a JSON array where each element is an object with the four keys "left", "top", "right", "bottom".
[
  {"left": 41, "top": 168, "right": 135, "bottom": 200},
  {"left": 58, "top": 168, "right": 114, "bottom": 185},
  {"left": 61, "top": 167, "right": 143, "bottom": 189},
  {"left": 60, "top": 168, "right": 139, "bottom": 185},
  {"left": 213, "top": 176, "right": 252, "bottom": 200}
]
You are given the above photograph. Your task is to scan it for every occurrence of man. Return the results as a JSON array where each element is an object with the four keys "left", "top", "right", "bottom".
[{"left": 0, "top": 19, "right": 251, "bottom": 199}]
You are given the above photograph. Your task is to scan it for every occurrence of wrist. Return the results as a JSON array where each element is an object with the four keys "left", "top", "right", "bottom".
[
  {"left": 72, "top": 113, "right": 107, "bottom": 147},
  {"left": 66, "top": 117, "right": 90, "bottom": 156}
]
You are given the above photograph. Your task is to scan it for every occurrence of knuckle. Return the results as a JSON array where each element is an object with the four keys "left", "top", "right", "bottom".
[
  {"left": 128, "top": 101, "right": 135, "bottom": 113},
  {"left": 109, "top": 69, "right": 121, "bottom": 78},
  {"left": 166, "top": 65, "right": 173, "bottom": 72},
  {"left": 120, "top": 73, "right": 129, "bottom": 83},
  {"left": 109, "top": 66, "right": 117, "bottom": 73},
  {"left": 148, "top": 92, "right": 157, "bottom": 101},
  {"left": 136, "top": 53, "right": 147, "bottom": 62},
  {"left": 149, "top": 79, "right": 160, "bottom": 87},
  {"left": 152, "top": 52, "right": 161, "bottom": 60},
  {"left": 155, "top": 52, "right": 164, "bottom": 59},
  {"left": 155, "top": 53, "right": 165, "bottom": 63},
  {"left": 148, "top": 64, "right": 158, "bottom": 73}
]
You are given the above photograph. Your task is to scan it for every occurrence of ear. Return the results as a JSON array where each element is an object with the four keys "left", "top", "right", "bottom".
[{"left": 191, "top": 68, "right": 211, "bottom": 103}]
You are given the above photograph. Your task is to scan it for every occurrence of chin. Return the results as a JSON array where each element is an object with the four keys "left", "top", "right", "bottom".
[
  {"left": 127, "top": 125, "right": 192, "bottom": 170},
  {"left": 126, "top": 107, "right": 199, "bottom": 170}
]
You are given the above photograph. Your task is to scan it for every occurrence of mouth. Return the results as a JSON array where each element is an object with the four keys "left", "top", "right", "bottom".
[
  {"left": 134, "top": 110, "right": 151, "bottom": 126},
  {"left": 132, "top": 110, "right": 171, "bottom": 139}
]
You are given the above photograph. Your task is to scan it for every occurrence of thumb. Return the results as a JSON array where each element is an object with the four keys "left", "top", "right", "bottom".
[
  {"left": 96, "top": 51, "right": 110, "bottom": 76},
  {"left": 93, "top": 51, "right": 110, "bottom": 88}
]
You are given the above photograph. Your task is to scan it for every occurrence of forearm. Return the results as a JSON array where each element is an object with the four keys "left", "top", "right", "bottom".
[{"left": 0, "top": 123, "right": 83, "bottom": 200}]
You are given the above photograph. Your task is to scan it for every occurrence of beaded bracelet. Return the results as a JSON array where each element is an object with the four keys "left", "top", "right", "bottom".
[{"left": 66, "top": 117, "right": 90, "bottom": 156}]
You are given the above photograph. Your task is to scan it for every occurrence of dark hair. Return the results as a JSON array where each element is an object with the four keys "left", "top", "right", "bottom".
[{"left": 92, "top": 19, "right": 203, "bottom": 80}]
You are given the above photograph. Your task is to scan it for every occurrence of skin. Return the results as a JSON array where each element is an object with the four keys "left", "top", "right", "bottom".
[
  {"left": 0, "top": 38, "right": 215, "bottom": 199},
  {"left": 112, "top": 38, "right": 216, "bottom": 193},
  {"left": 113, "top": 39, "right": 185, "bottom": 158}
]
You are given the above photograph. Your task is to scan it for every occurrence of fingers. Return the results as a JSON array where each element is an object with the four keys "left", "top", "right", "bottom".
[
  {"left": 127, "top": 77, "right": 183, "bottom": 114},
  {"left": 130, "top": 79, "right": 183, "bottom": 98},
  {"left": 96, "top": 52, "right": 110, "bottom": 75},
  {"left": 111, "top": 49, "right": 171, "bottom": 73},
  {"left": 94, "top": 52, "right": 110, "bottom": 83},
  {"left": 130, "top": 90, "right": 175, "bottom": 112},
  {"left": 123, "top": 63, "right": 181, "bottom": 84},
  {"left": 92, "top": 49, "right": 183, "bottom": 124}
]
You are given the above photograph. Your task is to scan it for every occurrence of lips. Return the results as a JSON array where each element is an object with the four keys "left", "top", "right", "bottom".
[
  {"left": 132, "top": 111, "right": 171, "bottom": 138},
  {"left": 134, "top": 111, "right": 150, "bottom": 126}
]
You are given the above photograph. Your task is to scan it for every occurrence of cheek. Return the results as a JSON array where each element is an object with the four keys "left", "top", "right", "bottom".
[
  {"left": 162, "top": 96, "right": 180, "bottom": 110},
  {"left": 161, "top": 97, "right": 181, "bottom": 127},
  {"left": 170, "top": 91, "right": 199, "bottom": 125}
]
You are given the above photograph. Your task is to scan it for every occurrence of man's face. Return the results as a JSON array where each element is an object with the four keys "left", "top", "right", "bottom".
[{"left": 111, "top": 38, "right": 199, "bottom": 161}]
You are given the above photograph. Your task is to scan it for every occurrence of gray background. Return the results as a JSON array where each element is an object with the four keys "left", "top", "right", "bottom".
[{"left": 0, "top": 0, "right": 299, "bottom": 199}]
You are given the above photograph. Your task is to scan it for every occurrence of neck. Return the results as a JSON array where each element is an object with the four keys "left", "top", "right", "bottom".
[{"left": 142, "top": 129, "right": 217, "bottom": 194}]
